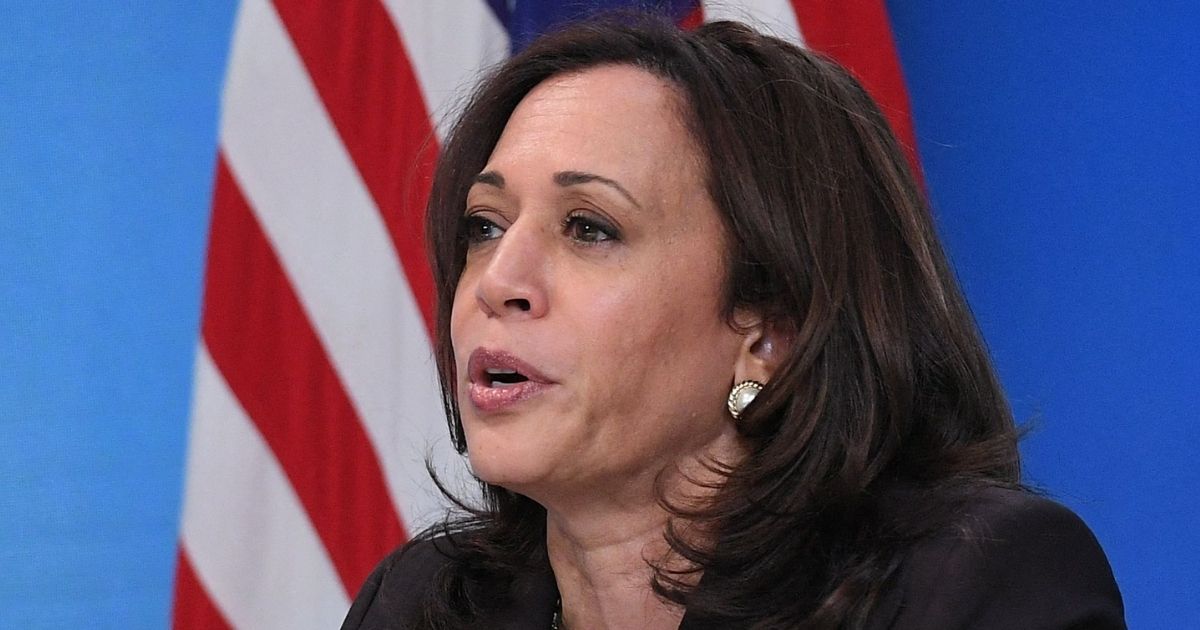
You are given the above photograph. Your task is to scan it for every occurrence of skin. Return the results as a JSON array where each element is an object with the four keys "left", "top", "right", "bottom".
[{"left": 450, "top": 65, "right": 784, "bottom": 630}]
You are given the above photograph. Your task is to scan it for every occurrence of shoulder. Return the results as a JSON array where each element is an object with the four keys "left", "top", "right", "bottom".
[
  {"left": 340, "top": 536, "right": 456, "bottom": 630},
  {"left": 341, "top": 532, "right": 559, "bottom": 630},
  {"left": 874, "top": 485, "right": 1126, "bottom": 630}
]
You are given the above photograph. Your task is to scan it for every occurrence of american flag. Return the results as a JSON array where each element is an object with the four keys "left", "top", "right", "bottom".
[{"left": 171, "top": 1, "right": 919, "bottom": 627}]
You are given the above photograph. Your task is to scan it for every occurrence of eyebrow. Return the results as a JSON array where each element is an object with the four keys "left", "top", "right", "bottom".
[
  {"left": 471, "top": 169, "right": 643, "bottom": 210},
  {"left": 473, "top": 171, "right": 505, "bottom": 188},
  {"left": 553, "top": 170, "right": 643, "bottom": 210}
]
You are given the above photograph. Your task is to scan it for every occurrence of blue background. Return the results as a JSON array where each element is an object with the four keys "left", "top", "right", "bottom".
[{"left": 1, "top": 2, "right": 1195, "bottom": 628}]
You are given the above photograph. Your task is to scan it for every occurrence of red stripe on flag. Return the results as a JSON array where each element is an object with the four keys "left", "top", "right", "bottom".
[
  {"left": 201, "top": 155, "right": 407, "bottom": 594},
  {"left": 679, "top": 5, "right": 703, "bottom": 30},
  {"left": 171, "top": 547, "right": 233, "bottom": 630},
  {"left": 788, "top": 0, "right": 922, "bottom": 174},
  {"left": 271, "top": 0, "right": 438, "bottom": 333}
]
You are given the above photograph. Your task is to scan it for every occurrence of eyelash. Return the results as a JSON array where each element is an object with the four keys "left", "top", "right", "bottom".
[
  {"left": 462, "top": 211, "right": 621, "bottom": 246},
  {"left": 463, "top": 214, "right": 504, "bottom": 244},
  {"left": 562, "top": 211, "right": 620, "bottom": 244}
]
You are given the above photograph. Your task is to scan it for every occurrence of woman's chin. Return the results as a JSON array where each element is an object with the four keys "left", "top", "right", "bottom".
[
  {"left": 462, "top": 412, "right": 563, "bottom": 488},
  {"left": 466, "top": 445, "right": 553, "bottom": 494}
]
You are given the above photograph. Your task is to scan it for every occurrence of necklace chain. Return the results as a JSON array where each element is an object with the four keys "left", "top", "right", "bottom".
[{"left": 550, "top": 597, "right": 563, "bottom": 630}]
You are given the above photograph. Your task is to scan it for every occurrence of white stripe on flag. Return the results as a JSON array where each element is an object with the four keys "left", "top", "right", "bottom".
[
  {"left": 219, "top": 0, "right": 465, "bottom": 532},
  {"left": 703, "top": 0, "right": 806, "bottom": 45},
  {"left": 381, "top": 0, "right": 510, "bottom": 141},
  {"left": 180, "top": 343, "right": 350, "bottom": 628}
]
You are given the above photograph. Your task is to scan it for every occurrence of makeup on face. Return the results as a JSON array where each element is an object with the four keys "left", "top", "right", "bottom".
[{"left": 466, "top": 347, "right": 555, "bottom": 413}]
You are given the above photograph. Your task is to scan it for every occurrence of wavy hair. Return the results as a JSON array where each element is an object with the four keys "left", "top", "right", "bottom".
[{"left": 419, "top": 13, "right": 1020, "bottom": 629}]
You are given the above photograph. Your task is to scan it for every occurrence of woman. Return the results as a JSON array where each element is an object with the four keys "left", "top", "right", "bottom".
[{"left": 343, "top": 15, "right": 1124, "bottom": 630}]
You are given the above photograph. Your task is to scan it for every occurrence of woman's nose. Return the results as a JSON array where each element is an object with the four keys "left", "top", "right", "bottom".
[{"left": 474, "top": 223, "right": 549, "bottom": 319}]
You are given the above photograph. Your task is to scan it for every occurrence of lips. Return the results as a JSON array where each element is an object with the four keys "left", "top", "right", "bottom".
[{"left": 465, "top": 348, "right": 554, "bottom": 412}]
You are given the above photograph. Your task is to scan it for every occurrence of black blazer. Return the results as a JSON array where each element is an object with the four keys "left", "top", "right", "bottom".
[{"left": 342, "top": 486, "right": 1125, "bottom": 629}]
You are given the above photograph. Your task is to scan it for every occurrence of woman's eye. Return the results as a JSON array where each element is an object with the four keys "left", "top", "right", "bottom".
[
  {"left": 563, "top": 213, "right": 619, "bottom": 244},
  {"left": 463, "top": 214, "right": 505, "bottom": 244}
]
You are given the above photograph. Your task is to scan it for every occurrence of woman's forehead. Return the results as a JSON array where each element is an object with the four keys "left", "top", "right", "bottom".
[
  {"left": 482, "top": 65, "right": 704, "bottom": 199},
  {"left": 495, "top": 67, "right": 689, "bottom": 159}
]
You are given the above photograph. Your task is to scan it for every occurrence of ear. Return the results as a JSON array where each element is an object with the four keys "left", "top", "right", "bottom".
[{"left": 731, "top": 310, "right": 792, "bottom": 386}]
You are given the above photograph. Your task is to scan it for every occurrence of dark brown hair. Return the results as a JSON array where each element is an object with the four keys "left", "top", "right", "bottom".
[{"left": 420, "top": 13, "right": 1020, "bottom": 629}]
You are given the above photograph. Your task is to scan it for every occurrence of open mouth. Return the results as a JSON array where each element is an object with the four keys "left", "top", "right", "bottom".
[
  {"left": 466, "top": 348, "right": 553, "bottom": 412},
  {"left": 485, "top": 368, "right": 529, "bottom": 388},
  {"left": 468, "top": 348, "right": 550, "bottom": 387}
]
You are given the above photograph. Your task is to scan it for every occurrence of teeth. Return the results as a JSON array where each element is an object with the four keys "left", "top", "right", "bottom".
[{"left": 482, "top": 366, "right": 528, "bottom": 388}]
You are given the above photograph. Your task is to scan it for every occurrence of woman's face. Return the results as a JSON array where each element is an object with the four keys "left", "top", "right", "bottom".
[{"left": 451, "top": 65, "right": 749, "bottom": 506}]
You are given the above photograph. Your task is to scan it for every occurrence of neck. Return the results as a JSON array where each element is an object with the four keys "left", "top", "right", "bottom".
[
  {"left": 546, "top": 500, "right": 686, "bottom": 630},
  {"left": 543, "top": 450, "right": 739, "bottom": 630},
  {"left": 537, "top": 424, "right": 745, "bottom": 629}
]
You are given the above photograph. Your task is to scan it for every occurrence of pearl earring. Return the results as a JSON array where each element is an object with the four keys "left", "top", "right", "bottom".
[{"left": 727, "top": 380, "right": 764, "bottom": 419}]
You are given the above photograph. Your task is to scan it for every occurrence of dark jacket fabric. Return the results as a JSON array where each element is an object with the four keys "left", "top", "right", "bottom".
[{"left": 342, "top": 486, "right": 1125, "bottom": 629}]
